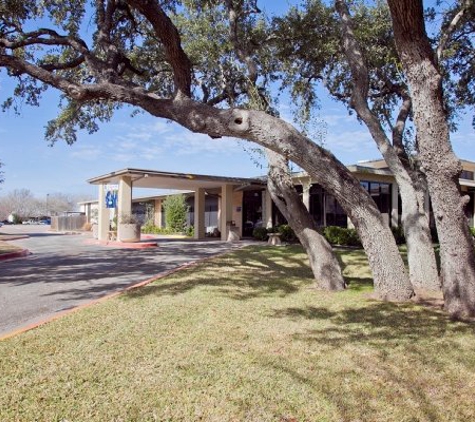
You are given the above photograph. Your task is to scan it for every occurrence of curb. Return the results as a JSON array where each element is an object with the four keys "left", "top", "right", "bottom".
[
  {"left": 0, "top": 249, "right": 30, "bottom": 261},
  {"left": 84, "top": 239, "right": 158, "bottom": 249},
  {"left": 0, "top": 243, "right": 248, "bottom": 341}
]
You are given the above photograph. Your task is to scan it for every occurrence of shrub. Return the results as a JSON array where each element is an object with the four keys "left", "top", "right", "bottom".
[
  {"left": 253, "top": 227, "right": 268, "bottom": 241},
  {"left": 470, "top": 227, "right": 475, "bottom": 238},
  {"left": 278, "top": 224, "right": 297, "bottom": 243},
  {"left": 162, "top": 194, "right": 188, "bottom": 232},
  {"left": 324, "top": 226, "right": 361, "bottom": 247},
  {"left": 185, "top": 225, "right": 194, "bottom": 237}
]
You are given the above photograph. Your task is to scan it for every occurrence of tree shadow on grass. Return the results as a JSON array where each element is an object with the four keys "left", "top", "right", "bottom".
[
  {"left": 266, "top": 301, "right": 475, "bottom": 421},
  {"left": 124, "top": 246, "right": 316, "bottom": 302},
  {"left": 271, "top": 301, "right": 475, "bottom": 349}
]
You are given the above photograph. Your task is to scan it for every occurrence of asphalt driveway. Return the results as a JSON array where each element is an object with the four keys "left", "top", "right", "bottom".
[{"left": 0, "top": 225, "right": 247, "bottom": 337}]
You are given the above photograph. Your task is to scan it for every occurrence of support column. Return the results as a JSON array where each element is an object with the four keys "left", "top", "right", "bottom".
[
  {"left": 154, "top": 199, "right": 162, "bottom": 227},
  {"left": 221, "top": 184, "right": 234, "bottom": 241},
  {"left": 117, "top": 176, "right": 132, "bottom": 240},
  {"left": 98, "top": 184, "right": 109, "bottom": 241},
  {"left": 391, "top": 183, "right": 399, "bottom": 227},
  {"left": 194, "top": 188, "right": 206, "bottom": 240},
  {"left": 263, "top": 189, "right": 273, "bottom": 229},
  {"left": 302, "top": 182, "right": 311, "bottom": 211}
]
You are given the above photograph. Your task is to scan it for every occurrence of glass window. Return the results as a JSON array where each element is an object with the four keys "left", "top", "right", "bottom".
[
  {"left": 309, "top": 184, "right": 324, "bottom": 226},
  {"left": 461, "top": 170, "right": 474, "bottom": 180},
  {"left": 360, "top": 181, "right": 392, "bottom": 217}
]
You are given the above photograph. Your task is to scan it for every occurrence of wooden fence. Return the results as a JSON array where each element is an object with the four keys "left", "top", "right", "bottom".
[{"left": 51, "top": 215, "right": 87, "bottom": 232}]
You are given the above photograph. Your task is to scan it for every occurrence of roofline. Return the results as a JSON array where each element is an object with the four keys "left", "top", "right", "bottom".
[{"left": 87, "top": 168, "right": 266, "bottom": 186}]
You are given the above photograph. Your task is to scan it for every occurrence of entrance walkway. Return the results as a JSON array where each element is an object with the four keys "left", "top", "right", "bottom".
[{"left": 0, "top": 226, "right": 250, "bottom": 337}]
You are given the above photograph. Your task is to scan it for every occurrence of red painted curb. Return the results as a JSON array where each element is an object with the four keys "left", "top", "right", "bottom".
[
  {"left": 0, "top": 244, "right": 246, "bottom": 341},
  {"left": 0, "top": 249, "right": 30, "bottom": 261},
  {"left": 84, "top": 239, "right": 158, "bottom": 249}
]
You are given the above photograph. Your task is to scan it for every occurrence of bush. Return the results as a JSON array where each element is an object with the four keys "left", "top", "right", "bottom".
[
  {"left": 470, "top": 227, "right": 475, "bottom": 238},
  {"left": 141, "top": 224, "right": 173, "bottom": 235},
  {"left": 323, "top": 226, "right": 361, "bottom": 247},
  {"left": 391, "top": 226, "right": 406, "bottom": 245},
  {"left": 277, "top": 224, "right": 297, "bottom": 243},
  {"left": 185, "top": 225, "right": 194, "bottom": 237},
  {"left": 252, "top": 227, "right": 268, "bottom": 241},
  {"left": 162, "top": 194, "right": 188, "bottom": 232}
]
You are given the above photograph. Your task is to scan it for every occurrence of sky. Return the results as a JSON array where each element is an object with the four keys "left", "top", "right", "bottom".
[{"left": 0, "top": 0, "right": 474, "bottom": 201}]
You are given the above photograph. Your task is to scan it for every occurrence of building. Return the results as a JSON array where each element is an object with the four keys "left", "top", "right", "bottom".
[{"left": 80, "top": 159, "right": 475, "bottom": 242}]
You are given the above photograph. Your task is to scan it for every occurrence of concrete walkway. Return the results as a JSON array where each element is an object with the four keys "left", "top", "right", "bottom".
[{"left": 0, "top": 225, "right": 249, "bottom": 337}]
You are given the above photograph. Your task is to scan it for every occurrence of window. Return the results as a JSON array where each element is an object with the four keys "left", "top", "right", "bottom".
[
  {"left": 461, "top": 170, "right": 474, "bottom": 180},
  {"left": 360, "top": 181, "right": 392, "bottom": 217},
  {"left": 309, "top": 184, "right": 324, "bottom": 226}
]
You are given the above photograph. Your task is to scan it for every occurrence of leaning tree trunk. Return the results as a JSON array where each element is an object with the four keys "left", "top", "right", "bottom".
[
  {"left": 388, "top": 0, "right": 475, "bottom": 318},
  {"left": 156, "top": 102, "right": 414, "bottom": 301},
  {"left": 266, "top": 150, "right": 346, "bottom": 291},
  {"left": 336, "top": 0, "right": 440, "bottom": 292}
]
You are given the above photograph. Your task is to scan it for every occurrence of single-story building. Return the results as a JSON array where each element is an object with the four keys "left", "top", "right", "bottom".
[{"left": 79, "top": 158, "right": 475, "bottom": 242}]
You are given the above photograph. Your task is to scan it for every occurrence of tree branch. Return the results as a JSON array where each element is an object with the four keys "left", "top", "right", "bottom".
[
  {"left": 437, "top": 0, "right": 473, "bottom": 63},
  {"left": 225, "top": 0, "right": 258, "bottom": 85},
  {"left": 40, "top": 56, "right": 85, "bottom": 71},
  {"left": 127, "top": 0, "right": 192, "bottom": 98}
]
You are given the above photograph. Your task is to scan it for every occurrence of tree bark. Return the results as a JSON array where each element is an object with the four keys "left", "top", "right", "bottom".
[
  {"left": 266, "top": 150, "right": 346, "bottom": 291},
  {"left": 388, "top": 0, "right": 475, "bottom": 318},
  {"left": 336, "top": 0, "right": 440, "bottom": 292}
]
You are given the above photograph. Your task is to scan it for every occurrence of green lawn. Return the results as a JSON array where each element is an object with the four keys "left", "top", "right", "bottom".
[{"left": 1, "top": 245, "right": 474, "bottom": 421}]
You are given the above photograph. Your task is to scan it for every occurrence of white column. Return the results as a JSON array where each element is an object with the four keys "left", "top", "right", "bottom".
[
  {"left": 221, "top": 184, "right": 234, "bottom": 241},
  {"left": 263, "top": 189, "right": 273, "bottom": 229},
  {"left": 98, "top": 184, "right": 109, "bottom": 241},
  {"left": 391, "top": 183, "right": 399, "bottom": 227},
  {"left": 117, "top": 176, "right": 132, "bottom": 240},
  {"left": 154, "top": 199, "right": 162, "bottom": 227},
  {"left": 194, "top": 188, "right": 206, "bottom": 240},
  {"left": 302, "top": 182, "right": 311, "bottom": 211}
]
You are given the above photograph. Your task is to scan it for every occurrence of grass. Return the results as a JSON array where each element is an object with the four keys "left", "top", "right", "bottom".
[{"left": 1, "top": 245, "right": 475, "bottom": 421}]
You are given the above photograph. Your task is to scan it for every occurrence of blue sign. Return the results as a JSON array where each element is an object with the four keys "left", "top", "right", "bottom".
[{"left": 105, "top": 190, "right": 118, "bottom": 209}]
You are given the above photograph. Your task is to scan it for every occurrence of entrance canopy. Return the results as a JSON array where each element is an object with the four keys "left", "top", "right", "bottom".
[
  {"left": 88, "top": 168, "right": 266, "bottom": 242},
  {"left": 87, "top": 168, "right": 266, "bottom": 191}
]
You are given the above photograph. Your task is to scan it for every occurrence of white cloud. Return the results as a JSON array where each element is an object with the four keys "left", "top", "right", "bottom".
[
  {"left": 69, "top": 145, "right": 103, "bottom": 161},
  {"left": 324, "top": 129, "right": 381, "bottom": 163}
]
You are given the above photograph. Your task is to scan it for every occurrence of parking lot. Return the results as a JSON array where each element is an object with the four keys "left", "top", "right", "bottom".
[{"left": 0, "top": 225, "right": 247, "bottom": 337}]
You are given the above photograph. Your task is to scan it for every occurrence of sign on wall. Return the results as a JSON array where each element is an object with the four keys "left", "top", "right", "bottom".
[{"left": 104, "top": 184, "right": 119, "bottom": 209}]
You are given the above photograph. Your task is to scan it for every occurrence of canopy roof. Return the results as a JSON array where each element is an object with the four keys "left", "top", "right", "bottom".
[{"left": 87, "top": 168, "right": 266, "bottom": 191}]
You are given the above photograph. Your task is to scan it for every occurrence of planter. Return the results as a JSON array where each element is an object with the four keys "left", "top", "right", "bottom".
[{"left": 118, "top": 223, "right": 141, "bottom": 243}]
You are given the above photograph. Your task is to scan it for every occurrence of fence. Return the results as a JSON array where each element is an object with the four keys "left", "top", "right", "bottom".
[{"left": 51, "top": 214, "right": 87, "bottom": 232}]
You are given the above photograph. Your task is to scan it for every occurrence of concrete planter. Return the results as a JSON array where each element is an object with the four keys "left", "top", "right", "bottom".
[{"left": 118, "top": 223, "right": 141, "bottom": 243}]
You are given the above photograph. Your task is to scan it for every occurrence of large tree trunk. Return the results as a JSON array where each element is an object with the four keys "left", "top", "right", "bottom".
[
  {"left": 336, "top": 0, "right": 440, "bottom": 292},
  {"left": 399, "top": 175, "right": 441, "bottom": 292},
  {"left": 388, "top": 0, "right": 475, "bottom": 318},
  {"left": 266, "top": 150, "right": 346, "bottom": 291}
]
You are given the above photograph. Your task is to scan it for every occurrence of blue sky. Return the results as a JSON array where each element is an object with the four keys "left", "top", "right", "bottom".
[{"left": 0, "top": 0, "right": 474, "bottom": 200}]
